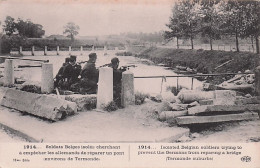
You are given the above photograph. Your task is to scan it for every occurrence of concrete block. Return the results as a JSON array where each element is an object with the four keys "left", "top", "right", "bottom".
[
  {"left": 176, "top": 112, "right": 259, "bottom": 125},
  {"left": 1, "top": 89, "right": 77, "bottom": 121},
  {"left": 235, "top": 97, "right": 260, "bottom": 105},
  {"left": 199, "top": 99, "right": 214, "bottom": 105},
  {"left": 177, "top": 90, "right": 215, "bottom": 103},
  {"left": 187, "top": 101, "right": 200, "bottom": 108},
  {"left": 4, "top": 59, "right": 14, "bottom": 86},
  {"left": 159, "top": 110, "right": 188, "bottom": 123},
  {"left": 188, "top": 104, "right": 260, "bottom": 115},
  {"left": 35, "top": 95, "right": 77, "bottom": 118},
  {"left": 169, "top": 104, "right": 186, "bottom": 111},
  {"left": 1, "top": 89, "right": 39, "bottom": 113},
  {"left": 41, "top": 63, "right": 54, "bottom": 93},
  {"left": 214, "top": 90, "right": 236, "bottom": 105},
  {"left": 121, "top": 71, "right": 135, "bottom": 107},
  {"left": 97, "top": 67, "right": 113, "bottom": 109},
  {"left": 64, "top": 94, "right": 97, "bottom": 111}
]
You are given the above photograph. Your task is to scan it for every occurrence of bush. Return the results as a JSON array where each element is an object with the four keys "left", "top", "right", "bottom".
[
  {"left": 135, "top": 92, "right": 149, "bottom": 105},
  {"left": 20, "top": 85, "right": 41, "bottom": 94},
  {"left": 115, "top": 51, "right": 133, "bottom": 56},
  {"left": 103, "top": 101, "right": 118, "bottom": 112},
  {"left": 83, "top": 98, "right": 97, "bottom": 110},
  {"left": 0, "top": 34, "right": 27, "bottom": 54}
]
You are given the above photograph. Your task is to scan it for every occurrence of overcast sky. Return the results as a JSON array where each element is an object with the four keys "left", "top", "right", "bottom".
[{"left": 0, "top": 0, "right": 173, "bottom": 36}]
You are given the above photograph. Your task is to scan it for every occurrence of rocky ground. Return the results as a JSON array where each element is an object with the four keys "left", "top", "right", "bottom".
[{"left": 0, "top": 96, "right": 259, "bottom": 143}]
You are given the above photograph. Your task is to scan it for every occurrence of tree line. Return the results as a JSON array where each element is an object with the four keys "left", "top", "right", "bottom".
[
  {"left": 3, "top": 16, "right": 45, "bottom": 38},
  {"left": 0, "top": 16, "right": 80, "bottom": 53},
  {"left": 164, "top": 0, "right": 260, "bottom": 54}
]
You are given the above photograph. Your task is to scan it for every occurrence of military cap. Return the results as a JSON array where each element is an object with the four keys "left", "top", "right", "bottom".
[
  {"left": 65, "top": 57, "right": 70, "bottom": 63},
  {"left": 89, "top": 53, "right": 97, "bottom": 59},
  {"left": 111, "top": 57, "right": 119, "bottom": 64},
  {"left": 70, "top": 55, "right": 77, "bottom": 61}
]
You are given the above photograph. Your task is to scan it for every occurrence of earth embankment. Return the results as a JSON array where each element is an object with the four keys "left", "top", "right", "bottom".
[{"left": 129, "top": 46, "right": 259, "bottom": 84}]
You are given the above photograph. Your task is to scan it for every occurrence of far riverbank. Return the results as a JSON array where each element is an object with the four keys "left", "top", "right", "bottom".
[{"left": 129, "top": 46, "right": 259, "bottom": 85}]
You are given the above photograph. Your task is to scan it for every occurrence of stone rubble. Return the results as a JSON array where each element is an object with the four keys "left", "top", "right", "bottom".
[{"left": 155, "top": 89, "right": 260, "bottom": 125}]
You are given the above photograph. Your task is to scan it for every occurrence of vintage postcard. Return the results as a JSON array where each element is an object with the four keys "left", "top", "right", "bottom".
[{"left": 0, "top": 0, "right": 259, "bottom": 167}]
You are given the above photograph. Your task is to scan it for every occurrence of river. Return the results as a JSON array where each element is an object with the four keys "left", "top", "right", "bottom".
[{"left": 11, "top": 50, "right": 203, "bottom": 94}]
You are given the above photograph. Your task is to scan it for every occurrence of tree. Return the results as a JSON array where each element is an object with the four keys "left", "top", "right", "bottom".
[
  {"left": 16, "top": 18, "right": 45, "bottom": 38},
  {"left": 177, "top": 0, "right": 201, "bottom": 49},
  {"left": 240, "top": 1, "right": 260, "bottom": 54},
  {"left": 164, "top": 2, "right": 184, "bottom": 49},
  {"left": 3, "top": 16, "right": 16, "bottom": 36},
  {"left": 220, "top": 0, "right": 247, "bottom": 52},
  {"left": 199, "top": 0, "right": 222, "bottom": 50},
  {"left": 3, "top": 17, "right": 45, "bottom": 38},
  {"left": 63, "top": 22, "right": 80, "bottom": 41}
]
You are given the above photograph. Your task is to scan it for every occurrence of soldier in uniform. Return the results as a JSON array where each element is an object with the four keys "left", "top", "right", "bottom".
[
  {"left": 62, "top": 55, "right": 82, "bottom": 90},
  {"left": 54, "top": 57, "right": 70, "bottom": 88},
  {"left": 80, "top": 53, "right": 99, "bottom": 94},
  {"left": 110, "top": 57, "right": 126, "bottom": 107}
]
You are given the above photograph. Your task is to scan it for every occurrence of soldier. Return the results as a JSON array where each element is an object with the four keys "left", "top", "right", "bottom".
[
  {"left": 80, "top": 53, "right": 99, "bottom": 94},
  {"left": 62, "top": 55, "right": 82, "bottom": 90},
  {"left": 110, "top": 57, "right": 127, "bottom": 107},
  {"left": 54, "top": 57, "right": 70, "bottom": 88}
]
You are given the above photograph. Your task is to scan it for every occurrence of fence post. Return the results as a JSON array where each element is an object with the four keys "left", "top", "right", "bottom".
[
  {"left": 121, "top": 71, "right": 135, "bottom": 107},
  {"left": 104, "top": 46, "right": 107, "bottom": 56},
  {"left": 41, "top": 63, "right": 54, "bottom": 93},
  {"left": 97, "top": 67, "right": 113, "bottom": 109},
  {"left": 4, "top": 59, "right": 14, "bottom": 86},
  {"left": 191, "top": 77, "right": 194, "bottom": 90},
  {"left": 92, "top": 45, "right": 95, "bottom": 51},
  {"left": 69, "top": 46, "right": 71, "bottom": 55},
  {"left": 57, "top": 46, "right": 59, "bottom": 55},
  {"left": 31, "top": 46, "right": 35, "bottom": 56},
  {"left": 19, "top": 46, "right": 23, "bottom": 55},
  {"left": 44, "top": 46, "right": 47, "bottom": 56},
  {"left": 80, "top": 46, "right": 83, "bottom": 55}
]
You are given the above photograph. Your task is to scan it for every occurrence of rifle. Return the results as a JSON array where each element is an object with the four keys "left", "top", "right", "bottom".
[
  {"left": 0, "top": 56, "right": 49, "bottom": 63},
  {"left": 98, "top": 63, "right": 112, "bottom": 68},
  {"left": 119, "top": 65, "right": 137, "bottom": 71},
  {"left": 77, "top": 60, "right": 88, "bottom": 65},
  {"left": 18, "top": 65, "right": 42, "bottom": 68}
]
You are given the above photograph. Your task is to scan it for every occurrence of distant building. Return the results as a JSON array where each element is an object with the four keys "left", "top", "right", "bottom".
[{"left": 46, "top": 35, "right": 70, "bottom": 40}]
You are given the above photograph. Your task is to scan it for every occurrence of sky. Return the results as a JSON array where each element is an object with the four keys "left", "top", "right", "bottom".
[{"left": 0, "top": 0, "right": 174, "bottom": 36}]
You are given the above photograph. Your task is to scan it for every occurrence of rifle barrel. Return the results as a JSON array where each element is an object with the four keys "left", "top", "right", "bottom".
[
  {"left": 18, "top": 65, "right": 42, "bottom": 68},
  {"left": 0, "top": 56, "right": 49, "bottom": 63}
]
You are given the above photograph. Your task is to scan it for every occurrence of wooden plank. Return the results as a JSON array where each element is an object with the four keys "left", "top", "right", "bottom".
[
  {"left": 214, "top": 59, "right": 233, "bottom": 70},
  {"left": 176, "top": 112, "right": 259, "bottom": 125},
  {"left": 188, "top": 104, "right": 260, "bottom": 115}
]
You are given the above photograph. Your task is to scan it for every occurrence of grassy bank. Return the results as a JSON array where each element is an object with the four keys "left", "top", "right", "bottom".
[{"left": 130, "top": 46, "right": 259, "bottom": 84}]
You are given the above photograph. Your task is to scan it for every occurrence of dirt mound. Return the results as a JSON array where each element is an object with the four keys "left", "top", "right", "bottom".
[{"left": 132, "top": 47, "right": 259, "bottom": 84}]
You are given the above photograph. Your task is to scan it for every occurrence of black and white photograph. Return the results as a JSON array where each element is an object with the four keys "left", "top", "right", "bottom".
[{"left": 0, "top": 0, "right": 259, "bottom": 167}]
